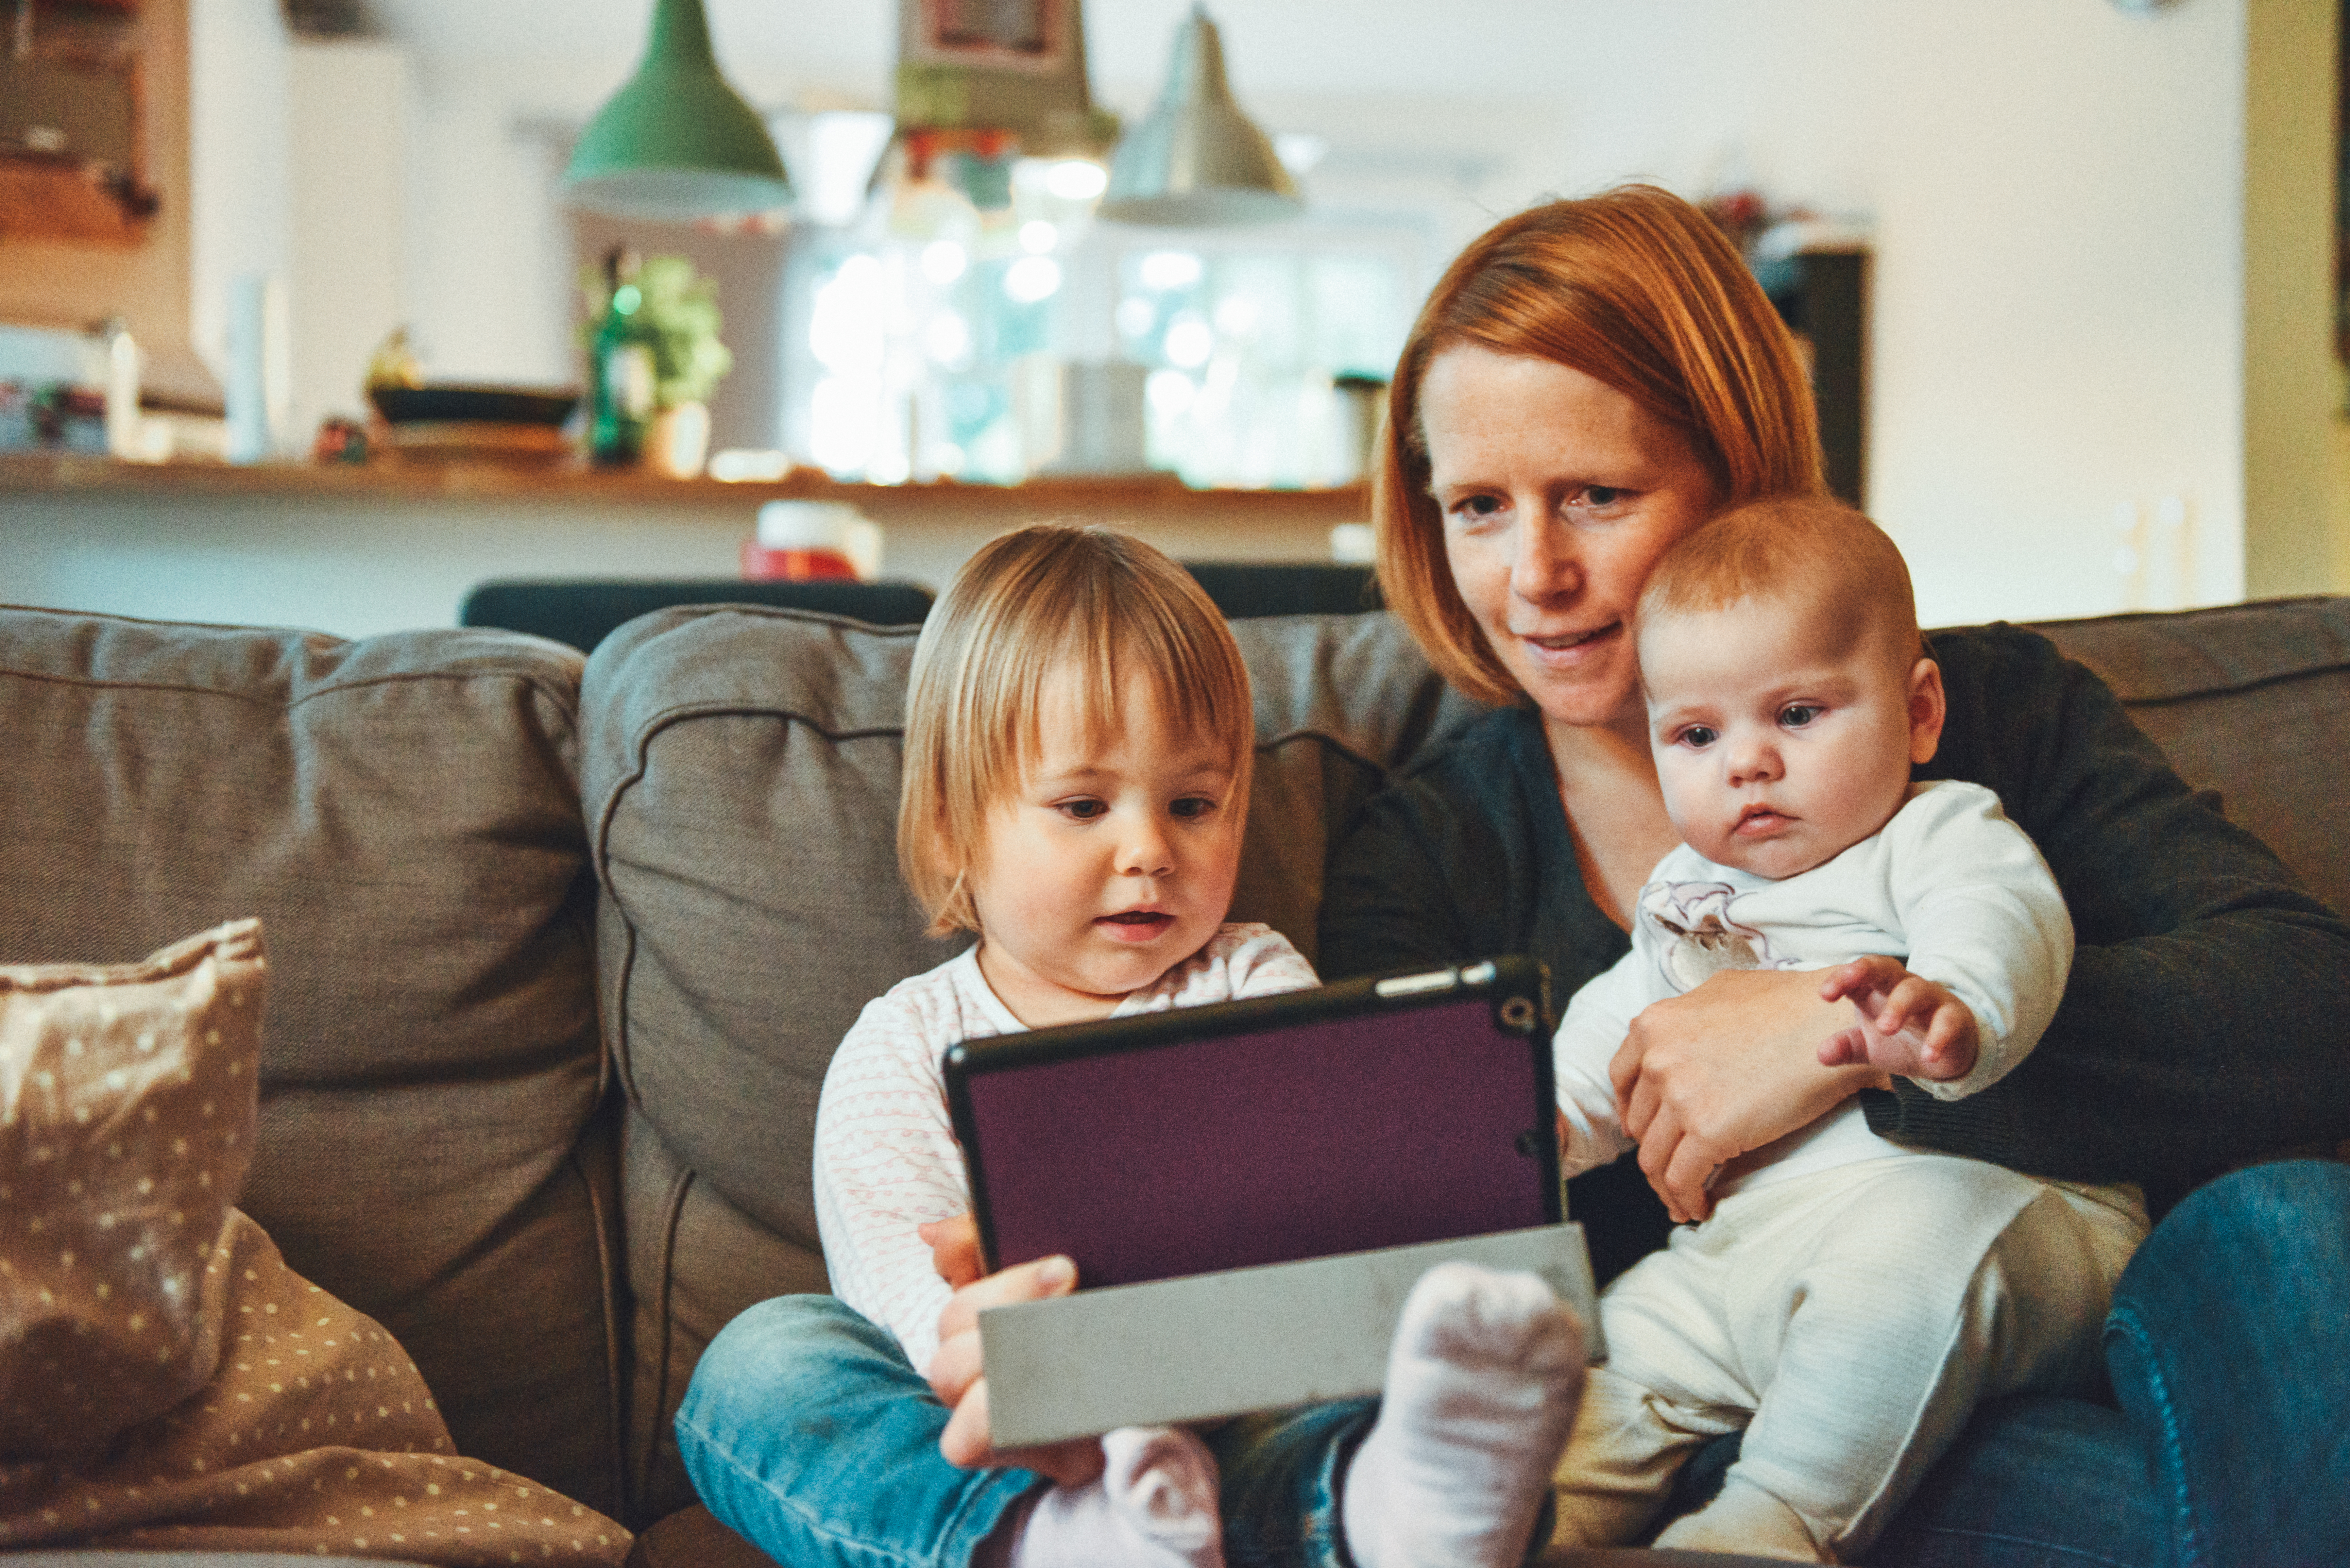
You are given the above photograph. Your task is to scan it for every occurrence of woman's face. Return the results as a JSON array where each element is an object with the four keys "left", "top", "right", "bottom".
[{"left": 1420, "top": 345, "right": 1722, "bottom": 731}]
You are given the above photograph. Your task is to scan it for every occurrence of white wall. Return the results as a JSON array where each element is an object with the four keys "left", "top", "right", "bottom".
[
  {"left": 287, "top": 40, "right": 410, "bottom": 435},
  {"left": 326, "top": 0, "right": 2335, "bottom": 626}
]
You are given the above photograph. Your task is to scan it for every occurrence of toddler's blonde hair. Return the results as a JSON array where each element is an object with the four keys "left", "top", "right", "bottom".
[{"left": 898, "top": 524, "right": 1255, "bottom": 937}]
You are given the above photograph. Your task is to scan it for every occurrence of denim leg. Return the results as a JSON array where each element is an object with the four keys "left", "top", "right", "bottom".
[
  {"left": 675, "top": 1295, "right": 1043, "bottom": 1568},
  {"left": 2101, "top": 1159, "right": 2350, "bottom": 1568},
  {"left": 1209, "top": 1399, "right": 1378, "bottom": 1568}
]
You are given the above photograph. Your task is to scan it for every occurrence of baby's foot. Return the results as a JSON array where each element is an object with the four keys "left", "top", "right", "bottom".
[
  {"left": 1004, "top": 1425, "right": 1224, "bottom": 1568},
  {"left": 1342, "top": 1261, "right": 1587, "bottom": 1568}
]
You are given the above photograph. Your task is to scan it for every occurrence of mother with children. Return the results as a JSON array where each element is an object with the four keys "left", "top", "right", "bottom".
[{"left": 674, "top": 185, "right": 2350, "bottom": 1568}]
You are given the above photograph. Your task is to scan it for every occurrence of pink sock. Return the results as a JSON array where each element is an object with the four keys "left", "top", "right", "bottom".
[
  {"left": 997, "top": 1425, "right": 1224, "bottom": 1568},
  {"left": 1341, "top": 1261, "right": 1587, "bottom": 1568}
]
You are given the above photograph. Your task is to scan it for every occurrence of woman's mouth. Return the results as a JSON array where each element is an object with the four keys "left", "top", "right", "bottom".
[
  {"left": 1521, "top": 622, "right": 1620, "bottom": 659},
  {"left": 1096, "top": 909, "right": 1175, "bottom": 942}
]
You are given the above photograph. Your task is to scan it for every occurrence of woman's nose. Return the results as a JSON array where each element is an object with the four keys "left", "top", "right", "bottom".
[{"left": 1508, "top": 514, "right": 1580, "bottom": 603}]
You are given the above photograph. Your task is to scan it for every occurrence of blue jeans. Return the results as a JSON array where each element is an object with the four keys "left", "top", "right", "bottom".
[
  {"left": 1868, "top": 1160, "right": 2350, "bottom": 1567},
  {"left": 679, "top": 1162, "right": 2350, "bottom": 1568},
  {"left": 674, "top": 1294, "right": 1378, "bottom": 1568}
]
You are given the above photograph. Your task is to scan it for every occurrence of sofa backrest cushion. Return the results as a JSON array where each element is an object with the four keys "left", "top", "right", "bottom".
[
  {"left": 0, "top": 607, "right": 622, "bottom": 1518},
  {"left": 2031, "top": 596, "right": 2350, "bottom": 917},
  {"left": 579, "top": 604, "right": 1477, "bottom": 1517}
]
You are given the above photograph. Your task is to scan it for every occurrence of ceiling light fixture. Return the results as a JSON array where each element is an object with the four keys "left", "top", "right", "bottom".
[
  {"left": 563, "top": 0, "right": 792, "bottom": 224},
  {"left": 1098, "top": 4, "right": 1300, "bottom": 227}
]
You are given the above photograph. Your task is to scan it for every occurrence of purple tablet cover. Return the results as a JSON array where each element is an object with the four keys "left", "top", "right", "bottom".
[{"left": 959, "top": 993, "right": 1551, "bottom": 1287}]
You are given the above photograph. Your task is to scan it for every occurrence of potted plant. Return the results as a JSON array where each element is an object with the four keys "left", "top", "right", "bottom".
[{"left": 580, "top": 252, "right": 733, "bottom": 478}]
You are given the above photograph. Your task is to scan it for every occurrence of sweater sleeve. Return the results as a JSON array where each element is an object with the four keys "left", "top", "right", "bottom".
[
  {"left": 1881, "top": 781, "right": 2073, "bottom": 1102},
  {"left": 1869, "top": 627, "right": 2350, "bottom": 1208},
  {"left": 810, "top": 991, "right": 969, "bottom": 1377},
  {"left": 1552, "top": 952, "right": 1644, "bottom": 1177}
]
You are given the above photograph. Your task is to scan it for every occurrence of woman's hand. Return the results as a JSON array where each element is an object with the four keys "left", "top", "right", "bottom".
[
  {"left": 1609, "top": 968, "right": 1890, "bottom": 1222},
  {"left": 916, "top": 1216, "right": 1104, "bottom": 1487},
  {"left": 1816, "top": 956, "right": 1980, "bottom": 1082}
]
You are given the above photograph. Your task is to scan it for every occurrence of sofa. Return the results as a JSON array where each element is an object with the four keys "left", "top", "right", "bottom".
[{"left": 2, "top": 588, "right": 2344, "bottom": 1566}]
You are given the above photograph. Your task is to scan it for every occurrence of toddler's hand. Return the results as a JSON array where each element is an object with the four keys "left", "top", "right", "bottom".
[
  {"left": 1816, "top": 956, "right": 1979, "bottom": 1082},
  {"left": 927, "top": 1249, "right": 1104, "bottom": 1486}
]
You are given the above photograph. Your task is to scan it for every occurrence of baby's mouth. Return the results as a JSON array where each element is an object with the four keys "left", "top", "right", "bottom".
[
  {"left": 1735, "top": 806, "right": 1791, "bottom": 835},
  {"left": 1097, "top": 909, "right": 1175, "bottom": 936}
]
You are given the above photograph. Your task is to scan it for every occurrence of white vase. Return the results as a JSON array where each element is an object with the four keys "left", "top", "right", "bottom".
[{"left": 646, "top": 401, "right": 711, "bottom": 480}]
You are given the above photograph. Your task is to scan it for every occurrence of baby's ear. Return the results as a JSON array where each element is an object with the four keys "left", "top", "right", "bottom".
[{"left": 1907, "top": 656, "right": 1947, "bottom": 765}]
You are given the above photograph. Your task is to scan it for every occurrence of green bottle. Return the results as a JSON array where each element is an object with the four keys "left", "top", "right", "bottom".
[{"left": 588, "top": 247, "right": 656, "bottom": 465}]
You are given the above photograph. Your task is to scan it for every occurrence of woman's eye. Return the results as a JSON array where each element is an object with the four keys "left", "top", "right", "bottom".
[
  {"left": 1446, "top": 493, "right": 1506, "bottom": 527},
  {"left": 1582, "top": 485, "right": 1628, "bottom": 509},
  {"left": 1678, "top": 725, "right": 1718, "bottom": 749},
  {"left": 1779, "top": 704, "right": 1823, "bottom": 728},
  {"left": 1058, "top": 798, "right": 1108, "bottom": 821}
]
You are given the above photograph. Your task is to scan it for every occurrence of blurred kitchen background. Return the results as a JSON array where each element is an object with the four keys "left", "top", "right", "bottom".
[{"left": 0, "top": 0, "right": 2342, "bottom": 639}]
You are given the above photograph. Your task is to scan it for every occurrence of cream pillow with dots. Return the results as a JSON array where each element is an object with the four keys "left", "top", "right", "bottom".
[{"left": 0, "top": 918, "right": 263, "bottom": 1464}]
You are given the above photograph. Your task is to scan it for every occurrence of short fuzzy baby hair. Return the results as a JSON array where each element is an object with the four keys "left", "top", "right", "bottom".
[
  {"left": 897, "top": 524, "right": 1255, "bottom": 938},
  {"left": 1638, "top": 495, "right": 1924, "bottom": 665}
]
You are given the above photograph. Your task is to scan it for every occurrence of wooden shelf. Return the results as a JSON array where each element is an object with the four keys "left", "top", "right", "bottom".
[{"left": 0, "top": 451, "right": 1371, "bottom": 525}]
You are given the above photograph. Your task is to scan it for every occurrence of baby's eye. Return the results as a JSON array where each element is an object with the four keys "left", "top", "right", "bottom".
[
  {"left": 1057, "top": 798, "right": 1108, "bottom": 821},
  {"left": 1779, "top": 704, "right": 1824, "bottom": 729},
  {"left": 1169, "top": 795, "right": 1219, "bottom": 820},
  {"left": 1677, "top": 724, "right": 1718, "bottom": 749}
]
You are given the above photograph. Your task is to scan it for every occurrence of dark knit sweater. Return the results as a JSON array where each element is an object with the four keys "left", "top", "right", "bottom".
[{"left": 1319, "top": 623, "right": 2350, "bottom": 1275}]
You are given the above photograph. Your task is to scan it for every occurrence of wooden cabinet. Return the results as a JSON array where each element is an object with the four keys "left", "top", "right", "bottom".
[{"left": 0, "top": 0, "right": 159, "bottom": 245}]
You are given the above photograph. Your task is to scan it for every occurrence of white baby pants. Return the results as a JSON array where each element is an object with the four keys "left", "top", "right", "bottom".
[{"left": 1548, "top": 1154, "right": 2148, "bottom": 1562}]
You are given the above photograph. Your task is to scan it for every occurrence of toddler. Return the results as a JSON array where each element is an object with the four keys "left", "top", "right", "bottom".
[
  {"left": 1546, "top": 498, "right": 2150, "bottom": 1561},
  {"left": 678, "top": 524, "right": 1588, "bottom": 1568}
]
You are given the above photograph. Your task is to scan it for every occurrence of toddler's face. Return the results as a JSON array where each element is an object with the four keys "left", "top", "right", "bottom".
[
  {"left": 1641, "top": 592, "right": 1942, "bottom": 880},
  {"left": 964, "top": 667, "right": 1244, "bottom": 1027}
]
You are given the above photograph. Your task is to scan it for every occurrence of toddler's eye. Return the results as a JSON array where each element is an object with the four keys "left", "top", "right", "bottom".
[
  {"left": 1779, "top": 704, "right": 1823, "bottom": 729},
  {"left": 1677, "top": 725, "right": 1718, "bottom": 749},
  {"left": 1170, "top": 795, "right": 1218, "bottom": 820},
  {"left": 1058, "top": 798, "right": 1108, "bottom": 821}
]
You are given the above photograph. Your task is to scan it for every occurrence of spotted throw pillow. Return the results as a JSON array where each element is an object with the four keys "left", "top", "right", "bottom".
[
  {"left": 0, "top": 921, "right": 628, "bottom": 1564},
  {"left": 0, "top": 918, "right": 265, "bottom": 1463}
]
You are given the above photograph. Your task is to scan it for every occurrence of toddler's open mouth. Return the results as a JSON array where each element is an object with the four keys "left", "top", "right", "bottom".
[{"left": 1097, "top": 909, "right": 1175, "bottom": 940}]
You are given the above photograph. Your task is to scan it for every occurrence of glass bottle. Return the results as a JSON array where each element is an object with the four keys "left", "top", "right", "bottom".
[{"left": 588, "top": 247, "right": 656, "bottom": 466}]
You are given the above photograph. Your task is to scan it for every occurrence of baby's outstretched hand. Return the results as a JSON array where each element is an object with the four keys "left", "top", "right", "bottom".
[
  {"left": 920, "top": 1222, "right": 1104, "bottom": 1487},
  {"left": 1815, "top": 956, "right": 1979, "bottom": 1082}
]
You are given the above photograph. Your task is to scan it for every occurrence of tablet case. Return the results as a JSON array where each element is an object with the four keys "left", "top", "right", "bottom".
[{"left": 944, "top": 955, "right": 1561, "bottom": 1289}]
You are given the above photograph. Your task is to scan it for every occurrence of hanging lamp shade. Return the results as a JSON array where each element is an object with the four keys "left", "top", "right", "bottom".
[
  {"left": 563, "top": 0, "right": 792, "bottom": 223},
  {"left": 1098, "top": 4, "right": 1299, "bottom": 226}
]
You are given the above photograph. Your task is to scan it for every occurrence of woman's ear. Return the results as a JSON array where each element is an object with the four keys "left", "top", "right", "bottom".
[{"left": 1907, "top": 656, "right": 1947, "bottom": 765}]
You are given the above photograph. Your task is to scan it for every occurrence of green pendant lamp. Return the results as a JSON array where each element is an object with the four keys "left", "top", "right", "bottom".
[
  {"left": 1098, "top": 4, "right": 1299, "bottom": 227},
  {"left": 564, "top": 0, "right": 792, "bottom": 223}
]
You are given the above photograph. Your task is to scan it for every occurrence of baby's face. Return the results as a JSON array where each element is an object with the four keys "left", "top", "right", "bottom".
[{"left": 1641, "top": 591, "right": 1941, "bottom": 880}]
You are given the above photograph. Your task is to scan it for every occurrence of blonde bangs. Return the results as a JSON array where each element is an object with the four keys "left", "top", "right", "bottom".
[{"left": 898, "top": 525, "right": 1255, "bottom": 937}]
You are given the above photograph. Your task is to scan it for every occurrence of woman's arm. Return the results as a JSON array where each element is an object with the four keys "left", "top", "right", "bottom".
[{"left": 1880, "top": 627, "right": 2350, "bottom": 1207}]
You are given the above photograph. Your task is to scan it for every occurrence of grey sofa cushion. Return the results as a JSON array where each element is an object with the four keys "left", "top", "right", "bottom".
[
  {"left": 0, "top": 608, "right": 622, "bottom": 1519},
  {"left": 2033, "top": 596, "right": 2350, "bottom": 916},
  {"left": 580, "top": 604, "right": 1478, "bottom": 1518}
]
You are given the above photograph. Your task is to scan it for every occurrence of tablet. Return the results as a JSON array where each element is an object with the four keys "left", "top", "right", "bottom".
[{"left": 944, "top": 955, "right": 1560, "bottom": 1289}]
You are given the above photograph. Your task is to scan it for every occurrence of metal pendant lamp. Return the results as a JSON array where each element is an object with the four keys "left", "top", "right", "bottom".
[
  {"left": 1098, "top": 4, "right": 1299, "bottom": 226},
  {"left": 563, "top": 0, "right": 793, "bottom": 223}
]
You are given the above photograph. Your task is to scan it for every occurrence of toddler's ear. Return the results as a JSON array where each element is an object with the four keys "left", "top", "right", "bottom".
[{"left": 1907, "top": 657, "right": 1947, "bottom": 765}]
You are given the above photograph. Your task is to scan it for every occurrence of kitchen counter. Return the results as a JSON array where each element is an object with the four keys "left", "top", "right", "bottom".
[{"left": 0, "top": 454, "right": 1371, "bottom": 638}]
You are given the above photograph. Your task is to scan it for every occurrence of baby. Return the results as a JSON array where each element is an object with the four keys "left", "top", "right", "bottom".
[
  {"left": 678, "top": 524, "right": 1588, "bottom": 1568},
  {"left": 1546, "top": 497, "right": 2150, "bottom": 1561}
]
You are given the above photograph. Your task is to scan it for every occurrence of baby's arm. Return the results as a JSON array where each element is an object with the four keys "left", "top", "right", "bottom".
[
  {"left": 1553, "top": 956, "right": 1644, "bottom": 1177},
  {"left": 1867, "top": 782, "right": 2075, "bottom": 1101},
  {"left": 1816, "top": 954, "right": 1978, "bottom": 1079}
]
